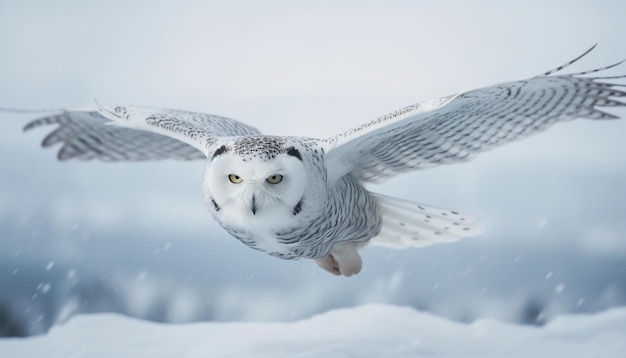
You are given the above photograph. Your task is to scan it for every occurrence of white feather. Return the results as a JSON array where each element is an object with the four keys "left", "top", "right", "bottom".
[{"left": 369, "top": 193, "right": 484, "bottom": 249}]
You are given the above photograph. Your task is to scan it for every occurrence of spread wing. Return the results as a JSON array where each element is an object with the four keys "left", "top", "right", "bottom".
[
  {"left": 23, "top": 106, "right": 261, "bottom": 161},
  {"left": 322, "top": 46, "right": 625, "bottom": 183}
]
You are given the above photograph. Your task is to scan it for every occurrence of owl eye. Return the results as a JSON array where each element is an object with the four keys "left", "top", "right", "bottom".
[
  {"left": 228, "top": 174, "right": 243, "bottom": 184},
  {"left": 266, "top": 174, "right": 283, "bottom": 184}
]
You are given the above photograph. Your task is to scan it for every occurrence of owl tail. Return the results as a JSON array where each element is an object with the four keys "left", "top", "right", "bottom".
[{"left": 368, "top": 193, "right": 484, "bottom": 249}]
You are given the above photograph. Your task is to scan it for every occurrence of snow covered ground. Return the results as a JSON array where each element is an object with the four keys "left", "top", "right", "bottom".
[{"left": 1, "top": 304, "right": 625, "bottom": 358}]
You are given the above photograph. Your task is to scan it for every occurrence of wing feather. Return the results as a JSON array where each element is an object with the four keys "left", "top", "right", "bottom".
[
  {"left": 322, "top": 48, "right": 625, "bottom": 183},
  {"left": 23, "top": 107, "right": 261, "bottom": 161}
]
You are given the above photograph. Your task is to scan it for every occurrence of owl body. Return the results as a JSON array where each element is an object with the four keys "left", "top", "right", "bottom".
[{"left": 202, "top": 135, "right": 382, "bottom": 260}]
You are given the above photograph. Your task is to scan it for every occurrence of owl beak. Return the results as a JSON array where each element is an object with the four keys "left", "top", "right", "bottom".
[{"left": 251, "top": 194, "right": 257, "bottom": 215}]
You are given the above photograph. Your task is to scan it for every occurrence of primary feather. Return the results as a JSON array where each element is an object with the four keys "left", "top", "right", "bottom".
[
  {"left": 322, "top": 47, "right": 625, "bottom": 183},
  {"left": 23, "top": 107, "right": 261, "bottom": 161}
]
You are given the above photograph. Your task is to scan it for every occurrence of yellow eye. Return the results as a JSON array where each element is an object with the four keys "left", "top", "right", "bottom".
[
  {"left": 266, "top": 174, "right": 283, "bottom": 184},
  {"left": 228, "top": 174, "right": 243, "bottom": 184}
]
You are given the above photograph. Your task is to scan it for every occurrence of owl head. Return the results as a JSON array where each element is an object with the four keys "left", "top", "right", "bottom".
[{"left": 202, "top": 136, "right": 325, "bottom": 232}]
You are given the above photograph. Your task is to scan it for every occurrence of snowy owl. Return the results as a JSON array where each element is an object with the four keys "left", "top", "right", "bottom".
[{"left": 18, "top": 46, "right": 624, "bottom": 276}]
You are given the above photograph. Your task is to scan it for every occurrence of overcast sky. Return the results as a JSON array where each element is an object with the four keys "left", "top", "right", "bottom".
[{"left": 1, "top": 0, "right": 625, "bottom": 334}]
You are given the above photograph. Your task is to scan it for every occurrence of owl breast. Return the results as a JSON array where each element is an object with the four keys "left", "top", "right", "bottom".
[{"left": 223, "top": 175, "right": 382, "bottom": 260}]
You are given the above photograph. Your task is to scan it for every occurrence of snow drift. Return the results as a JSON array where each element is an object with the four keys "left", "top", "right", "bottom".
[{"left": 1, "top": 304, "right": 625, "bottom": 358}]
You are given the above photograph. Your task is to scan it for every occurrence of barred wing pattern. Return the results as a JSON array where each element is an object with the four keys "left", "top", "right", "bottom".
[
  {"left": 23, "top": 107, "right": 262, "bottom": 161},
  {"left": 322, "top": 49, "right": 625, "bottom": 183}
]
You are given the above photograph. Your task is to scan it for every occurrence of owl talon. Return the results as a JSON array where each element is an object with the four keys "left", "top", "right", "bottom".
[
  {"left": 315, "top": 255, "right": 341, "bottom": 275},
  {"left": 316, "top": 242, "right": 363, "bottom": 277}
]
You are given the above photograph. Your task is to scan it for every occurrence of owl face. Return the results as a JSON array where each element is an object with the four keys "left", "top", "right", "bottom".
[{"left": 202, "top": 143, "right": 310, "bottom": 232}]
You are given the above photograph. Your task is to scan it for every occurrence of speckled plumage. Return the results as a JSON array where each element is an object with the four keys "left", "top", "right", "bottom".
[{"left": 19, "top": 47, "right": 625, "bottom": 276}]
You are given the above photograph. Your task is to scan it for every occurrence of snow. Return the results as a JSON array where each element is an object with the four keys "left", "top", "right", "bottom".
[{"left": 1, "top": 305, "right": 625, "bottom": 358}]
